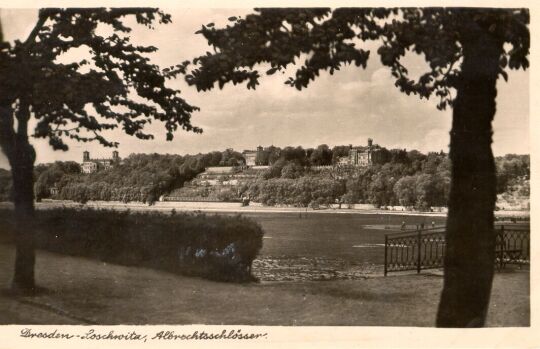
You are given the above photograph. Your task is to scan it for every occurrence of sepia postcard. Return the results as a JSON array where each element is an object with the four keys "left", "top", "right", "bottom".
[{"left": 0, "top": 0, "right": 537, "bottom": 348}]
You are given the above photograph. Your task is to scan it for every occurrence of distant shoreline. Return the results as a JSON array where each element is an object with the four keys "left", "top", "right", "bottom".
[{"left": 0, "top": 200, "right": 530, "bottom": 218}]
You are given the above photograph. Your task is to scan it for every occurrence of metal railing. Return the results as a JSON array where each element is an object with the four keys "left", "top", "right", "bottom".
[
  {"left": 495, "top": 225, "right": 530, "bottom": 269},
  {"left": 384, "top": 224, "right": 529, "bottom": 276},
  {"left": 384, "top": 227, "right": 446, "bottom": 276}
]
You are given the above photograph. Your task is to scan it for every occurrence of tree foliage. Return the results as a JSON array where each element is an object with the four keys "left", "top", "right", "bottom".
[
  {"left": 185, "top": 8, "right": 528, "bottom": 109},
  {"left": 0, "top": 8, "right": 199, "bottom": 154},
  {"left": 32, "top": 148, "right": 247, "bottom": 204}
]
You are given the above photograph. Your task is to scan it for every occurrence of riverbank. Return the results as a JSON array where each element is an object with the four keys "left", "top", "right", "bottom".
[{"left": 0, "top": 200, "right": 530, "bottom": 217}]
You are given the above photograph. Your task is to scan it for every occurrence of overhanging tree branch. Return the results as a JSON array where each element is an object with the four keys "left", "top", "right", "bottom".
[{"left": 22, "top": 10, "right": 50, "bottom": 47}]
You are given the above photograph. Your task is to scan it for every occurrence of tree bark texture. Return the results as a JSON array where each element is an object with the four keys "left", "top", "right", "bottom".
[
  {"left": 436, "top": 25, "right": 503, "bottom": 327},
  {"left": 10, "top": 140, "right": 36, "bottom": 292},
  {"left": 0, "top": 99, "right": 37, "bottom": 292}
]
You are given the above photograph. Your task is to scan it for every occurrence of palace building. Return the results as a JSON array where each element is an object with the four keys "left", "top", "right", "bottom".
[
  {"left": 81, "top": 151, "right": 120, "bottom": 174},
  {"left": 242, "top": 146, "right": 263, "bottom": 167},
  {"left": 339, "top": 138, "right": 377, "bottom": 167}
]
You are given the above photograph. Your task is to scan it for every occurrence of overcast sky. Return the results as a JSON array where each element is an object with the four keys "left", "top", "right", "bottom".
[{"left": 0, "top": 8, "right": 530, "bottom": 168}]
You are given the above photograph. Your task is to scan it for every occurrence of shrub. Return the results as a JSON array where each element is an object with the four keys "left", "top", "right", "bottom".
[{"left": 0, "top": 208, "right": 264, "bottom": 282}]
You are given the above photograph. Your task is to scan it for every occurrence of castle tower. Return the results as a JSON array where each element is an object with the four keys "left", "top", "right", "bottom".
[
  {"left": 83, "top": 151, "right": 90, "bottom": 162},
  {"left": 367, "top": 138, "right": 374, "bottom": 165},
  {"left": 112, "top": 150, "right": 119, "bottom": 161},
  {"left": 255, "top": 146, "right": 264, "bottom": 165}
]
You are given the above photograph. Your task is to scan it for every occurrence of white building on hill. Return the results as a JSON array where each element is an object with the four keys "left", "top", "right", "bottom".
[{"left": 81, "top": 151, "right": 120, "bottom": 174}]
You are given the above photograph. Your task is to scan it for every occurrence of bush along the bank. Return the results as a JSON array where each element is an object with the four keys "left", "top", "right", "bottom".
[{"left": 0, "top": 208, "right": 264, "bottom": 282}]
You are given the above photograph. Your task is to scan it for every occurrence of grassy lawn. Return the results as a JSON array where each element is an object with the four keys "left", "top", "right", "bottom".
[{"left": 0, "top": 244, "right": 529, "bottom": 326}]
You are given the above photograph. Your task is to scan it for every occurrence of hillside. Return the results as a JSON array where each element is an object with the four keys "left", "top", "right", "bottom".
[{"left": 0, "top": 146, "right": 529, "bottom": 211}]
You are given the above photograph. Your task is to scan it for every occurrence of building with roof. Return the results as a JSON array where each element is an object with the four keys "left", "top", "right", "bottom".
[
  {"left": 81, "top": 151, "right": 120, "bottom": 174},
  {"left": 339, "top": 138, "right": 377, "bottom": 167},
  {"left": 242, "top": 146, "right": 263, "bottom": 167}
]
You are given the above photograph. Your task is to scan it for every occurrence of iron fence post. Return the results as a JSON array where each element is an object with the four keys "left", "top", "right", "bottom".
[
  {"left": 384, "top": 235, "right": 388, "bottom": 276},
  {"left": 500, "top": 225, "right": 505, "bottom": 270},
  {"left": 417, "top": 228, "right": 422, "bottom": 274}
]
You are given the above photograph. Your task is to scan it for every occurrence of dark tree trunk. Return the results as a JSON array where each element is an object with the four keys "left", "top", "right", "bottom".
[
  {"left": 436, "top": 26, "right": 503, "bottom": 327},
  {"left": 10, "top": 141, "right": 37, "bottom": 292},
  {"left": 0, "top": 97, "right": 37, "bottom": 293}
]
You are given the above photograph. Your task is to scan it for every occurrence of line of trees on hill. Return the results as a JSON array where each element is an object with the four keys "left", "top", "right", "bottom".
[
  {"left": 0, "top": 148, "right": 529, "bottom": 209},
  {"left": 245, "top": 152, "right": 528, "bottom": 209},
  {"left": 254, "top": 143, "right": 408, "bottom": 166},
  {"left": 240, "top": 154, "right": 452, "bottom": 209},
  {"left": 30, "top": 152, "right": 239, "bottom": 204}
]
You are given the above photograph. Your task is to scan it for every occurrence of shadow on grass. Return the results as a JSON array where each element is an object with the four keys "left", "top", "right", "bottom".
[{"left": 304, "top": 284, "right": 414, "bottom": 303}]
